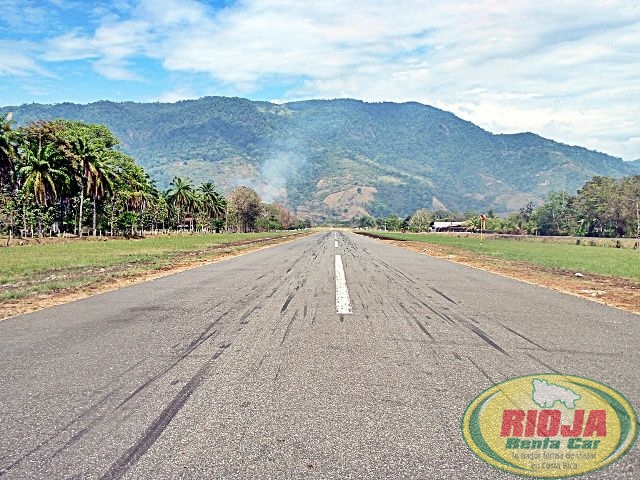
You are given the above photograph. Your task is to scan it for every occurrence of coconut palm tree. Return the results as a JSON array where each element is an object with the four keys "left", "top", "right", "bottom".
[
  {"left": 1, "top": 113, "right": 19, "bottom": 243},
  {"left": 18, "top": 141, "right": 68, "bottom": 237},
  {"left": 19, "top": 141, "right": 67, "bottom": 206},
  {"left": 198, "top": 182, "right": 226, "bottom": 231},
  {"left": 72, "top": 137, "right": 103, "bottom": 236},
  {"left": 0, "top": 112, "right": 17, "bottom": 190},
  {"left": 166, "top": 177, "right": 196, "bottom": 230},
  {"left": 87, "top": 153, "right": 118, "bottom": 235}
]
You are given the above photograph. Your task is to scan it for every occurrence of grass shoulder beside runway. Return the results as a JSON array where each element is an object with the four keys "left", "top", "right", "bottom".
[
  {"left": 0, "top": 231, "right": 311, "bottom": 319},
  {"left": 358, "top": 231, "right": 639, "bottom": 280},
  {"left": 357, "top": 230, "right": 640, "bottom": 314}
]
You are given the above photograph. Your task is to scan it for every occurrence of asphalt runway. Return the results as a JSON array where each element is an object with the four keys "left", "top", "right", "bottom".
[{"left": 1, "top": 231, "right": 638, "bottom": 479}]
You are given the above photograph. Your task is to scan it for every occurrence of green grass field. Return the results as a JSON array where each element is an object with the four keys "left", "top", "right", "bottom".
[
  {"left": 361, "top": 231, "right": 640, "bottom": 280},
  {"left": 0, "top": 232, "right": 302, "bottom": 300}
]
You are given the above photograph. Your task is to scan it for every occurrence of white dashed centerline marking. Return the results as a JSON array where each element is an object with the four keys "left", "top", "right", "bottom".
[
  {"left": 335, "top": 254, "right": 352, "bottom": 314},
  {"left": 334, "top": 240, "right": 338, "bottom": 248}
]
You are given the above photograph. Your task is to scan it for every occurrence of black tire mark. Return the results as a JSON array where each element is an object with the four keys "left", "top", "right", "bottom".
[
  {"left": 420, "top": 302, "right": 453, "bottom": 324},
  {"left": 281, "top": 292, "right": 295, "bottom": 314},
  {"left": 0, "top": 359, "right": 145, "bottom": 476},
  {"left": 117, "top": 310, "right": 229, "bottom": 409},
  {"left": 49, "top": 414, "right": 105, "bottom": 461},
  {"left": 429, "top": 287, "right": 457, "bottom": 305},
  {"left": 461, "top": 320, "right": 509, "bottom": 356},
  {"left": 274, "top": 363, "right": 283, "bottom": 382},
  {"left": 100, "top": 350, "right": 224, "bottom": 480},
  {"left": 240, "top": 306, "right": 260, "bottom": 325},
  {"left": 182, "top": 313, "right": 227, "bottom": 353},
  {"left": 525, "top": 352, "right": 560, "bottom": 373},
  {"left": 502, "top": 325, "right": 548, "bottom": 351},
  {"left": 392, "top": 267, "right": 416, "bottom": 284},
  {"left": 280, "top": 311, "right": 298, "bottom": 346},
  {"left": 467, "top": 356, "right": 495, "bottom": 384},
  {"left": 413, "top": 318, "right": 434, "bottom": 341},
  {"left": 393, "top": 283, "right": 455, "bottom": 325}
]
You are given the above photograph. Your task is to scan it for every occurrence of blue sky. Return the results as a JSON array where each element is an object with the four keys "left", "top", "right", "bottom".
[{"left": 1, "top": 0, "right": 639, "bottom": 160}]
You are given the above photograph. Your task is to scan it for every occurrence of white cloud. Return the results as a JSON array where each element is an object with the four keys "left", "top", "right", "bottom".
[
  {"left": 0, "top": 40, "right": 51, "bottom": 77},
  {"left": 157, "top": 87, "right": 196, "bottom": 103},
  {"left": 4, "top": 0, "right": 640, "bottom": 158}
]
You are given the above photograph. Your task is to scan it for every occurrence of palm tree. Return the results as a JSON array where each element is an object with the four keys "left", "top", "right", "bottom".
[
  {"left": 1, "top": 112, "right": 20, "bottom": 190},
  {"left": 19, "top": 141, "right": 67, "bottom": 206},
  {"left": 1, "top": 113, "right": 18, "bottom": 243},
  {"left": 125, "top": 181, "right": 157, "bottom": 236},
  {"left": 19, "top": 141, "right": 68, "bottom": 237},
  {"left": 72, "top": 137, "right": 103, "bottom": 236},
  {"left": 198, "top": 182, "right": 226, "bottom": 231},
  {"left": 86, "top": 153, "right": 118, "bottom": 235},
  {"left": 166, "top": 177, "right": 196, "bottom": 230}
]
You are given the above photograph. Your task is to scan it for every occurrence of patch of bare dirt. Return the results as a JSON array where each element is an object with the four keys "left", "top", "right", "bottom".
[
  {"left": 385, "top": 239, "right": 640, "bottom": 315},
  {"left": 323, "top": 186, "right": 377, "bottom": 219},
  {"left": 0, "top": 233, "right": 309, "bottom": 321}
]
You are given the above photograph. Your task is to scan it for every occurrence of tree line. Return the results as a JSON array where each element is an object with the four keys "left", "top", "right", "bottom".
[
  {"left": 357, "top": 175, "right": 640, "bottom": 239},
  {"left": 0, "top": 114, "right": 306, "bottom": 242}
]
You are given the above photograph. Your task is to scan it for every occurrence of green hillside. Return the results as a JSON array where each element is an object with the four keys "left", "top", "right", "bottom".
[{"left": 5, "top": 97, "right": 639, "bottom": 220}]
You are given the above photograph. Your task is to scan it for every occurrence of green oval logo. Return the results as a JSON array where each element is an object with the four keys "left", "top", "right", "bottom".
[{"left": 461, "top": 374, "right": 638, "bottom": 478}]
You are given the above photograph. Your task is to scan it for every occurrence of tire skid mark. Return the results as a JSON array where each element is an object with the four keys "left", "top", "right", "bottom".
[
  {"left": 280, "top": 292, "right": 295, "bottom": 314},
  {"left": 274, "top": 363, "right": 283, "bottom": 382},
  {"left": 467, "top": 356, "right": 496, "bottom": 385},
  {"left": 117, "top": 309, "right": 229, "bottom": 409},
  {"left": 280, "top": 310, "right": 298, "bottom": 346},
  {"left": 383, "top": 272, "right": 397, "bottom": 285},
  {"left": 379, "top": 270, "right": 456, "bottom": 327},
  {"left": 203, "top": 300, "right": 224, "bottom": 313},
  {"left": 99, "top": 349, "right": 225, "bottom": 480},
  {"left": 392, "top": 267, "right": 416, "bottom": 284},
  {"left": 49, "top": 414, "right": 105, "bottom": 461},
  {"left": 461, "top": 319, "right": 509, "bottom": 356},
  {"left": 393, "top": 302, "right": 440, "bottom": 363},
  {"left": 395, "top": 302, "right": 415, "bottom": 329},
  {"left": 398, "top": 284, "right": 456, "bottom": 325},
  {"left": 182, "top": 310, "right": 228, "bottom": 353},
  {"left": 0, "top": 357, "right": 148, "bottom": 476},
  {"left": 502, "top": 324, "right": 548, "bottom": 351},
  {"left": 239, "top": 306, "right": 260, "bottom": 325},
  {"left": 413, "top": 318, "right": 434, "bottom": 341},
  {"left": 429, "top": 286, "right": 457, "bottom": 305},
  {"left": 525, "top": 352, "right": 561, "bottom": 373}
]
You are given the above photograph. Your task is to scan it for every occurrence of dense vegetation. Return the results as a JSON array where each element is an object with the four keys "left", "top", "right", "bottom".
[
  {"left": 354, "top": 175, "right": 640, "bottom": 240},
  {"left": 5, "top": 97, "right": 639, "bottom": 220},
  {"left": 0, "top": 113, "right": 305, "bottom": 241}
]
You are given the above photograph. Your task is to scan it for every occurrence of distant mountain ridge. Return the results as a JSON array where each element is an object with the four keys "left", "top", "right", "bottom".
[{"left": 4, "top": 97, "right": 639, "bottom": 220}]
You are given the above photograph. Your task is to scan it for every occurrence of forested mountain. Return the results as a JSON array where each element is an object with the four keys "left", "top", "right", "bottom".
[{"left": 5, "top": 97, "right": 639, "bottom": 220}]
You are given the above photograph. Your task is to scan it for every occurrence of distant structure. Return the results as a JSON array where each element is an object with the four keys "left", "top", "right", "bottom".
[{"left": 430, "top": 221, "right": 468, "bottom": 232}]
